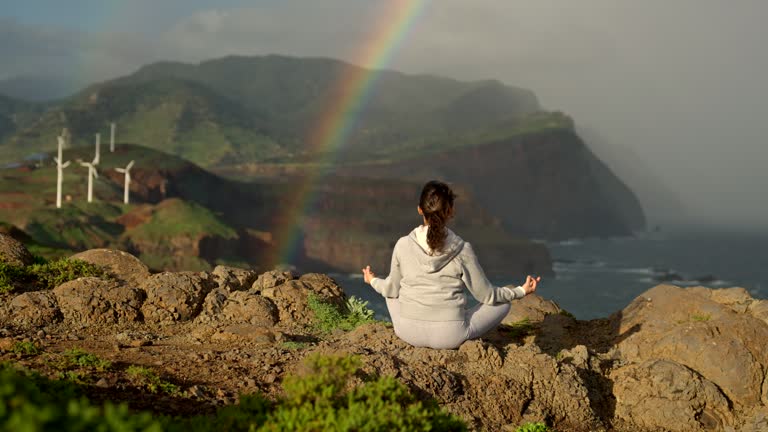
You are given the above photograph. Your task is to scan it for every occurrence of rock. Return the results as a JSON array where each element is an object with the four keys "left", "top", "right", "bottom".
[
  {"left": 196, "top": 289, "right": 278, "bottom": 326},
  {"left": 211, "top": 265, "right": 259, "bottom": 291},
  {"left": 7, "top": 291, "right": 62, "bottom": 328},
  {"left": 262, "top": 276, "right": 346, "bottom": 325},
  {"left": 748, "top": 300, "right": 768, "bottom": 325},
  {"left": 458, "top": 340, "right": 503, "bottom": 369},
  {"left": 0, "top": 233, "right": 34, "bottom": 266},
  {"left": 70, "top": 249, "right": 150, "bottom": 287},
  {"left": 210, "top": 324, "right": 275, "bottom": 345},
  {"left": 612, "top": 359, "right": 733, "bottom": 432},
  {"left": 53, "top": 277, "right": 145, "bottom": 324},
  {"left": 503, "top": 293, "right": 562, "bottom": 324},
  {"left": 251, "top": 270, "right": 293, "bottom": 292},
  {"left": 140, "top": 272, "right": 215, "bottom": 323},
  {"left": 613, "top": 285, "right": 768, "bottom": 409}
]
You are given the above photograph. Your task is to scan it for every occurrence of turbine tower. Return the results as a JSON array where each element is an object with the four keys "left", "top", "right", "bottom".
[
  {"left": 93, "top": 133, "right": 101, "bottom": 165},
  {"left": 110, "top": 122, "right": 116, "bottom": 152},
  {"left": 79, "top": 161, "right": 99, "bottom": 203},
  {"left": 115, "top": 160, "right": 135, "bottom": 204},
  {"left": 53, "top": 136, "right": 71, "bottom": 208}
]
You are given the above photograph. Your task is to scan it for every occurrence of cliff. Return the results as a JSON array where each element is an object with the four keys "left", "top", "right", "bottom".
[
  {"left": 1, "top": 241, "right": 766, "bottom": 431},
  {"left": 338, "top": 128, "right": 646, "bottom": 239}
]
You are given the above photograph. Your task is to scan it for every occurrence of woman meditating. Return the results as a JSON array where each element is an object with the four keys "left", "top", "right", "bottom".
[{"left": 362, "top": 180, "right": 540, "bottom": 349}]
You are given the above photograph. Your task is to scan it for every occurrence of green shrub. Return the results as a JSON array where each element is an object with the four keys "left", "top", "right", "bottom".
[
  {"left": 0, "top": 262, "right": 29, "bottom": 294},
  {"left": 0, "top": 258, "right": 105, "bottom": 294},
  {"left": 516, "top": 422, "right": 551, "bottom": 432},
  {"left": 280, "top": 341, "right": 308, "bottom": 350},
  {"left": 11, "top": 341, "right": 41, "bottom": 356},
  {"left": 59, "top": 348, "right": 112, "bottom": 372},
  {"left": 308, "top": 294, "right": 377, "bottom": 333},
  {"left": 126, "top": 365, "right": 180, "bottom": 396},
  {"left": 27, "top": 258, "right": 105, "bottom": 290},
  {"left": 263, "top": 353, "right": 467, "bottom": 431},
  {"left": 0, "top": 364, "right": 162, "bottom": 431}
]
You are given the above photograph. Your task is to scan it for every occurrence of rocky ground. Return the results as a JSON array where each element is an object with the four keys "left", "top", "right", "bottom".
[{"left": 1, "top": 234, "right": 767, "bottom": 431}]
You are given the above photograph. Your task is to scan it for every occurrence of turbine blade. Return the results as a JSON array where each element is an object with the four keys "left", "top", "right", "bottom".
[
  {"left": 126, "top": 160, "right": 135, "bottom": 170},
  {"left": 115, "top": 168, "right": 126, "bottom": 173},
  {"left": 93, "top": 168, "right": 99, "bottom": 179},
  {"left": 62, "top": 161, "right": 71, "bottom": 168}
]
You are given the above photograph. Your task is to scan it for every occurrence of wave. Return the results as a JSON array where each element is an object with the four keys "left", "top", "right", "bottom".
[{"left": 615, "top": 267, "right": 657, "bottom": 275}]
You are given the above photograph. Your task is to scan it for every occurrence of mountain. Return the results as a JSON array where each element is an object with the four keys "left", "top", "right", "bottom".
[
  {"left": 577, "top": 126, "right": 687, "bottom": 228},
  {"left": 1, "top": 55, "right": 540, "bottom": 166},
  {"left": 0, "top": 143, "right": 551, "bottom": 275},
  {"left": 0, "top": 54, "right": 646, "bottom": 239}
]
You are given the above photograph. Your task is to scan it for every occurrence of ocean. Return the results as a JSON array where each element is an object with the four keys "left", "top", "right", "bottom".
[{"left": 334, "top": 229, "right": 768, "bottom": 321}]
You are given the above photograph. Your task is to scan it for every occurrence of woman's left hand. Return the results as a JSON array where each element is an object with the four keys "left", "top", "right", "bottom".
[
  {"left": 362, "top": 265, "right": 376, "bottom": 284},
  {"left": 522, "top": 275, "right": 541, "bottom": 295}
]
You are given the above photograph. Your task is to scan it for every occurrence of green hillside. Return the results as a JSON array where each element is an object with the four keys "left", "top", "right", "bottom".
[{"left": 0, "top": 55, "right": 543, "bottom": 167}]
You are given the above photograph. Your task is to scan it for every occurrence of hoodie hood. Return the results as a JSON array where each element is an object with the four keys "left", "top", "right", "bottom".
[{"left": 409, "top": 226, "right": 465, "bottom": 273}]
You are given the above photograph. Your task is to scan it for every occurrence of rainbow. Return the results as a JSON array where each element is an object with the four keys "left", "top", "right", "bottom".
[{"left": 271, "top": 0, "right": 430, "bottom": 267}]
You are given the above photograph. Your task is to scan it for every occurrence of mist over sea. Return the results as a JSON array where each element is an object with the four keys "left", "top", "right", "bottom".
[{"left": 337, "top": 229, "right": 768, "bottom": 321}]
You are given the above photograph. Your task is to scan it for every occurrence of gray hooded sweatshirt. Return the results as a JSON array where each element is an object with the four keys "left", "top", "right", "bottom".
[{"left": 371, "top": 226, "right": 526, "bottom": 321}]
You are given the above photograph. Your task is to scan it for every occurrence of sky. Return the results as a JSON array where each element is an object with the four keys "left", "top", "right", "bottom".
[{"left": 1, "top": 0, "right": 767, "bottom": 230}]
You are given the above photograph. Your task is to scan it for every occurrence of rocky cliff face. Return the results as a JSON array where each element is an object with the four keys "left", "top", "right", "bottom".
[
  {"left": 340, "top": 129, "right": 646, "bottom": 240},
  {"left": 1, "top": 240, "right": 766, "bottom": 431},
  {"left": 299, "top": 178, "right": 552, "bottom": 276}
]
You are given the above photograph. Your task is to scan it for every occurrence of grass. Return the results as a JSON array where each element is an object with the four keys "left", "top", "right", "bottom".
[
  {"left": 516, "top": 422, "right": 551, "bottom": 432},
  {"left": 11, "top": 341, "right": 41, "bottom": 356},
  {"left": 57, "top": 348, "right": 112, "bottom": 372},
  {"left": 280, "top": 341, "right": 309, "bottom": 350},
  {"left": 0, "top": 258, "right": 105, "bottom": 294},
  {"left": 500, "top": 318, "right": 537, "bottom": 339},
  {"left": 126, "top": 198, "right": 237, "bottom": 241},
  {"left": 126, "top": 365, "right": 181, "bottom": 396},
  {"left": 307, "top": 294, "right": 378, "bottom": 333}
]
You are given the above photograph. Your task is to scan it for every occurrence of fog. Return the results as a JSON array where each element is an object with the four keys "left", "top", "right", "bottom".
[{"left": 2, "top": 0, "right": 767, "bottom": 230}]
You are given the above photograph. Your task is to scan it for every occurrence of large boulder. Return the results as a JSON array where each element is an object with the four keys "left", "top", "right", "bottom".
[
  {"left": 612, "top": 285, "right": 768, "bottom": 409},
  {"left": 251, "top": 269, "right": 294, "bottom": 292},
  {"left": 211, "top": 265, "right": 259, "bottom": 291},
  {"left": 502, "top": 293, "right": 562, "bottom": 324},
  {"left": 5, "top": 291, "right": 62, "bottom": 327},
  {"left": 140, "top": 272, "right": 214, "bottom": 323},
  {"left": 53, "top": 277, "right": 145, "bottom": 324},
  {"left": 196, "top": 289, "right": 278, "bottom": 326},
  {"left": 70, "top": 249, "right": 150, "bottom": 287},
  {"left": 261, "top": 273, "right": 346, "bottom": 325},
  {"left": 0, "top": 233, "right": 34, "bottom": 267},
  {"left": 323, "top": 323, "right": 604, "bottom": 431},
  {"left": 612, "top": 359, "right": 733, "bottom": 432}
]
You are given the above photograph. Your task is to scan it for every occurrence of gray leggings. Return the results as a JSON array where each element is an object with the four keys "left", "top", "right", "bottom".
[{"left": 385, "top": 298, "right": 511, "bottom": 349}]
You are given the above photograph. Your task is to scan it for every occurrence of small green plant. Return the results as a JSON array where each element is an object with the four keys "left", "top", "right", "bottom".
[
  {"left": 0, "top": 258, "right": 105, "bottom": 294},
  {"left": 58, "top": 370, "right": 88, "bottom": 384},
  {"left": 516, "top": 422, "right": 551, "bottom": 432},
  {"left": 501, "top": 318, "right": 536, "bottom": 339},
  {"left": 11, "top": 341, "right": 41, "bottom": 356},
  {"left": 559, "top": 309, "right": 575, "bottom": 319},
  {"left": 281, "top": 341, "right": 308, "bottom": 350},
  {"left": 307, "top": 293, "right": 377, "bottom": 333},
  {"left": 691, "top": 313, "right": 712, "bottom": 322},
  {"left": 28, "top": 258, "right": 105, "bottom": 290},
  {"left": 60, "top": 348, "right": 112, "bottom": 372},
  {"left": 126, "top": 365, "right": 180, "bottom": 396}
]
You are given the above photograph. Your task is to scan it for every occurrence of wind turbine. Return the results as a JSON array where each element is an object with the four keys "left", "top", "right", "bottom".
[
  {"left": 93, "top": 133, "right": 101, "bottom": 165},
  {"left": 115, "top": 160, "right": 135, "bottom": 204},
  {"left": 79, "top": 160, "right": 99, "bottom": 203},
  {"left": 110, "top": 122, "right": 116, "bottom": 152},
  {"left": 53, "top": 136, "right": 71, "bottom": 208}
]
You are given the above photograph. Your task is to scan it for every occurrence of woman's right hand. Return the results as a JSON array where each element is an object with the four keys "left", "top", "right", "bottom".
[
  {"left": 522, "top": 275, "right": 541, "bottom": 295},
  {"left": 362, "top": 265, "right": 376, "bottom": 285}
]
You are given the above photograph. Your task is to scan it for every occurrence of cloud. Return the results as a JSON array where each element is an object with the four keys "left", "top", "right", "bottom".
[{"left": 1, "top": 1, "right": 767, "bottom": 228}]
